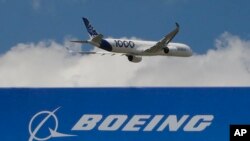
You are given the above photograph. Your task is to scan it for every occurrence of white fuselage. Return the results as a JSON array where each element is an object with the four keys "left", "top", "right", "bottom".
[{"left": 90, "top": 38, "right": 192, "bottom": 57}]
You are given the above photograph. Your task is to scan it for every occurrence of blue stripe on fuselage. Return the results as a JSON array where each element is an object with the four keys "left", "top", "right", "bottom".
[{"left": 100, "top": 39, "right": 112, "bottom": 51}]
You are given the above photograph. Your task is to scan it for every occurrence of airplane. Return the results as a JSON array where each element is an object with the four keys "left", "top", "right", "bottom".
[{"left": 69, "top": 17, "right": 192, "bottom": 63}]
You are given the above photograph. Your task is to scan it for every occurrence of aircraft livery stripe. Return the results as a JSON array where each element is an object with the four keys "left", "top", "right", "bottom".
[{"left": 99, "top": 40, "right": 112, "bottom": 51}]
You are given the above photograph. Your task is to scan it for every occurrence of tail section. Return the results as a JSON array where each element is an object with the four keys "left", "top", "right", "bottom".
[
  {"left": 82, "top": 17, "right": 99, "bottom": 38},
  {"left": 71, "top": 18, "right": 103, "bottom": 45}
]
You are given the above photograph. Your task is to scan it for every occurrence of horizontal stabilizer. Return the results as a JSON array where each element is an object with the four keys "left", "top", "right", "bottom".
[{"left": 70, "top": 40, "right": 89, "bottom": 44}]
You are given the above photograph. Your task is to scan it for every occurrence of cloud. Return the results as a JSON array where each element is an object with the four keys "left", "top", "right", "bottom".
[{"left": 0, "top": 32, "right": 250, "bottom": 87}]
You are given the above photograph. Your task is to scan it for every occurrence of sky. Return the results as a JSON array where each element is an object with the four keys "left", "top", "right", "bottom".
[{"left": 0, "top": 0, "right": 250, "bottom": 86}]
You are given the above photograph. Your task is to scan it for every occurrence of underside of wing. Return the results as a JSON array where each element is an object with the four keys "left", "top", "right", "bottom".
[
  {"left": 67, "top": 47, "right": 142, "bottom": 63},
  {"left": 67, "top": 49, "right": 125, "bottom": 56},
  {"left": 75, "top": 52, "right": 120, "bottom": 56},
  {"left": 145, "top": 23, "right": 180, "bottom": 53}
]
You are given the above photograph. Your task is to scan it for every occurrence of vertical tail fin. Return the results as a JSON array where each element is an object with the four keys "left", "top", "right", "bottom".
[{"left": 82, "top": 17, "right": 99, "bottom": 38}]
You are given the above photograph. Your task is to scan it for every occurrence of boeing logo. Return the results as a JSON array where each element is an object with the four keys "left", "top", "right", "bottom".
[
  {"left": 28, "top": 107, "right": 75, "bottom": 141},
  {"left": 29, "top": 108, "right": 214, "bottom": 141}
]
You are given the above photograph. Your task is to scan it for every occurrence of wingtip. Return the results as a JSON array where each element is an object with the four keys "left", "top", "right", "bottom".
[{"left": 175, "top": 22, "right": 180, "bottom": 28}]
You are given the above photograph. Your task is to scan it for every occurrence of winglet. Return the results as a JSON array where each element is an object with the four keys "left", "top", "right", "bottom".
[{"left": 175, "top": 22, "right": 180, "bottom": 28}]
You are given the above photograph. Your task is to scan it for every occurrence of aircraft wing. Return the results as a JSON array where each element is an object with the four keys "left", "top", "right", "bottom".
[
  {"left": 66, "top": 48, "right": 125, "bottom": 56},
  {"left": 144, "top": 23, "right": 179, "bottom": 53},
  {"left": 73, "top": 51, "right": 121, "bottom": 56}
]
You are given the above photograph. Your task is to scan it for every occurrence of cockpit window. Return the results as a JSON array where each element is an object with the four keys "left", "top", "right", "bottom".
[{"left": 177, "top": 47, "right": 187, "bottom": 51}]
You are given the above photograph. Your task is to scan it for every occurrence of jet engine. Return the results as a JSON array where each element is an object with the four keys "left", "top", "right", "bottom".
[
  {"left": 126, "top": 55, "right": 142, "bottom": 63},
  {"left": 163, "top": 47, "right": 170, "bottom": 54}
]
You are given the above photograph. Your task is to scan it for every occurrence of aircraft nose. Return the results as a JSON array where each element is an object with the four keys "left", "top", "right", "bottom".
[
  {"left": 185, "top": 45, "right": 192, "bottom": 56},
  {"left": 189, "top": 48, "right": 193, "bottom": 56}
]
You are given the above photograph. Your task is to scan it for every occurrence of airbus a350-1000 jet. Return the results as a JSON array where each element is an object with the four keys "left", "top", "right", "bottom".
[{"left": 69, "top": 17, "right": 192, "bottom": 63}]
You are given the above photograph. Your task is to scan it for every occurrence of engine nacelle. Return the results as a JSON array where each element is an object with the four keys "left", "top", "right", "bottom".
[
  {"left": 163, "top": 47, "right": 170, "bottom": 54},
  {"left": 126, "top": 55, "right": 142, "bottom": 63}
]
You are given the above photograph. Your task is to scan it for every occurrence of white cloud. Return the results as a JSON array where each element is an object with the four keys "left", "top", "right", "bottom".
[{"left": 0, "top": 32, "right": 250, "bottom": 87}]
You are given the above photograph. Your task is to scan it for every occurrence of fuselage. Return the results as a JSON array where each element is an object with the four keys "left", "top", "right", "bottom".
[{"left": 90, "top": 38, "right": 192, "bottom": 57}]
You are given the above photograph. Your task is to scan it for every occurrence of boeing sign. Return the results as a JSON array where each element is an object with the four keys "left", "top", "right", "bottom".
[
  {"left": 0, "top": 88, "right": 250, "bottom": 141},
  {"left": 29, "top": 107, "right": 75, "bottom": 141},
  {"left": 72, "top": 114, "right": 213, "bottom": 132},
  {"left": 28, "top": 107, "right": 214, "bottom": 141}
]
